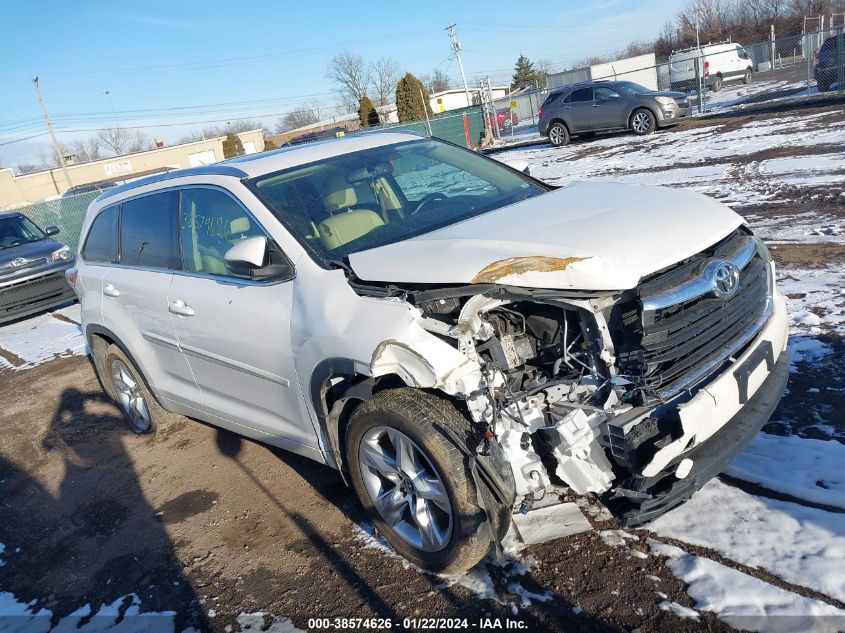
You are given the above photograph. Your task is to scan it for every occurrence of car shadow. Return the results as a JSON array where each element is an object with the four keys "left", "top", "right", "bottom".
[
  {"left": 213, "top": 428, "right": 618, "bottom": 631},
  {"left": 0, "top": 387, "right": 206, "bottom": 631}
]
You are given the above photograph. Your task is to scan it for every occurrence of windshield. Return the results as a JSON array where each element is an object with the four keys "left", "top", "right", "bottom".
[
  {"left": 0, "top": 215, "right": 45, "bottom": 250},
  {"left": 249, "top": 138, "right": 546, "bottom": 263},
  {"left": 613, "top": 81, "right": 651, "bottom": 95}
]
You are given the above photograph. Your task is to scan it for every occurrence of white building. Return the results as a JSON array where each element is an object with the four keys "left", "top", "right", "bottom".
[{"left": 429, "top": 87, "right": 510, "bottom": 113}]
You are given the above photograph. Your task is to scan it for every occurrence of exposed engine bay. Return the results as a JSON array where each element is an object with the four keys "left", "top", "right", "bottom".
[
  {"left": 412, "top": 290, "right": 626, "bottom": 510},
  {"left": 349, "top": 228, "right": 782, "bottom": 528}
]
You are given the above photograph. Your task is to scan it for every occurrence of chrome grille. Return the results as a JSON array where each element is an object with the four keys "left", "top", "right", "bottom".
[{"left": 617, "top": 229, "right": 771, "bottom": 398}]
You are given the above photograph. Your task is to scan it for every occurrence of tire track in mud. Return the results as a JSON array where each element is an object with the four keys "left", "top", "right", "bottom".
[{"left": 640, "top": 530, "right": 845, "bottom": 610}]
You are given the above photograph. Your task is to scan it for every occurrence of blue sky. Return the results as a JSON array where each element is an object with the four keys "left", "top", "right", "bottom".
[{"left": 1, "top": 0, "right": 686, "bottom": 167}]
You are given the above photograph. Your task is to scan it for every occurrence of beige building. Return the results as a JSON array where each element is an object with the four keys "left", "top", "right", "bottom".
[{"left": 0, "top": 129, "right": 265, "bottom": 209}]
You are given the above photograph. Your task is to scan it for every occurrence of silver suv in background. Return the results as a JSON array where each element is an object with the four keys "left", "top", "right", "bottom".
[
  {"left": 71, "top": 132, "right": 788, "bottom": 574},
  {"left": 538, "top": 81, "right": 692, "bottom": 146}
]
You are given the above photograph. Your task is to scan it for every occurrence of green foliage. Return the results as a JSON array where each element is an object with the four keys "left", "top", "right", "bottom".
[
  {"left": 511, "top": 54, "right": 544, "bottom": 90},
  {"left": 395, "top": 73, "right": 433, "bottom": 123},
  {"left": 222, "top": 132, "right": 244, "bottom": 158},
  {"left": 358, "top": 96, "right": 379, "bottom": 127},
  {"left": 263, "top": 137, "right": 278, "bottom": 151}
]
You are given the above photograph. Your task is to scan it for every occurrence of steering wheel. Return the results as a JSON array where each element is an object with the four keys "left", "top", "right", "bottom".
[{"left": 411, "top": 193, "right": 448, "bottom": 215}]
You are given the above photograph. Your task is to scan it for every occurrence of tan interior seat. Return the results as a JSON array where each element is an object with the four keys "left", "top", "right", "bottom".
[
  {"left": 318, "top": 211, "right": 384, "bottom": 251},
  {"left": 318, "top": 175, "right": 384, "bottom": 250}
]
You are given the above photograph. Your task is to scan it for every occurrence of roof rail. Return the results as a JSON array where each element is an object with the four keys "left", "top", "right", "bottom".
[{"left": 94, "top": 164, "right": 248, "bottom": 203}]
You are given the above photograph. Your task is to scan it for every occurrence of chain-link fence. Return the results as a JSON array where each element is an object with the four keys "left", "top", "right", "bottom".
[{"left": 13, "top": 192, "right": 99, "bottom": 251}]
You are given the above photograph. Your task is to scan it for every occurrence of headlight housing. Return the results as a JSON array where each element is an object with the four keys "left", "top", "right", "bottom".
[
  {"left": 51, "top": 246, "right": 72, "bottom": 261},
  {"left": 655, "top": 96, "right": 675, "bottom": 105}
]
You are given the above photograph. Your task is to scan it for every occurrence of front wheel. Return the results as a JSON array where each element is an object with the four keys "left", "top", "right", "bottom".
[
  {"left": 630, "top": 109, "right": 656, "bottom": 135},
  {"left": 743, "top": 69, "right": 752, "bottom": 84},
  {"left": 547, "top": 122, "right": 570, "bottom": 147},
  {"left": 346, "top": 389, "right": 506, "bottom": 574}
]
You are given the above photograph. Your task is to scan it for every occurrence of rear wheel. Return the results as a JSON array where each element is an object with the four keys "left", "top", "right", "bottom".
[
  {"left": 100, "top": 343, "right": 177, "bottom": 434},
  {"left": 630, "top": 109, "right": 656, "bottom": 135},
  {"left": 547, "top": 122, "right": 570, "bottom": 147},
  {"left": 710, "top": 75, "right": 723, "bottom": 91},
  {"left": 346, "top": 388, "right": 507, "bottom": 574}
]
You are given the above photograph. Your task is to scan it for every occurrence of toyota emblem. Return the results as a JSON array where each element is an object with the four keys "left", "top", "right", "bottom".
[
  {"left": 709, "top": 260, "right": 740, "bottom": 299},
  {"left": 9, "top": 257, "right": 27, "bottom": 268}
]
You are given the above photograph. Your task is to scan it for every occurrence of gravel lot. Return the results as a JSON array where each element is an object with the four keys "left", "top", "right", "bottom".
[{"left": 1, "top": 100, "right": 843, "bottom": 633}]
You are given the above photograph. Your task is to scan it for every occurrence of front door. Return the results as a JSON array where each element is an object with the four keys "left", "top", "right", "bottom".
[
  {"left": 166, "top": 186, "right": 317, "bottom": 450},
  {"left": 591, "top": 86, "right": 626, "bottom": 129}
]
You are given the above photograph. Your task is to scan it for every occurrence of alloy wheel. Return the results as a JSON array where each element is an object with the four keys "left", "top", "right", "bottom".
[
  {"left": 110, "top": 359, "right": 151, "bottom": 433},
  {"left": 358, "top": 426, "right": 453, "bottom": 552},
  {"left": 549, "top": 125, "right": 566, "bottom": 145},
  {"left": 632, "top": 112, "right": 651, "bottom": 134}
]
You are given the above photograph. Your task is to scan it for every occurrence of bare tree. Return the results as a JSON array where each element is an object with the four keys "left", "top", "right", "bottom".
[
  {"left": 276, "top": 103, "right": 322, "bottom": 133},
  {"left": 15, "top": 163, "right": 40, "bottom": 174},
  {"left": 326, "top": 51, "right": 372, "bottom": 112},
  {"left": 370, "top": 57, "right": 399, "bottom": 107},
  {"left": 66, "top": 137, "right": 104, "bottom": 163},
  {"left": 428, "top": 68, "right": 451, "bottom": 94},
  {"left": 97, "top": 127, "right": 150, "bottom": 156}
]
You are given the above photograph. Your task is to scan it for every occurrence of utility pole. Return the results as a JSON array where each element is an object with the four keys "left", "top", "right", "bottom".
[
  {"left": 32, "top": 77, "right": 73, "bottom": 189},
  {"left": 446, "top": 22, "right": 472, "bottom": 108}
]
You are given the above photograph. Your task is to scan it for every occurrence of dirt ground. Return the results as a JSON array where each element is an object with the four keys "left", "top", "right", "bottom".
[{"left": 1, "top": 101, "right": 844, "bottom": 633}]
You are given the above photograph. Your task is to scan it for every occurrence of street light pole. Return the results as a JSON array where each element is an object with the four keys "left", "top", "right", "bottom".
[
  {"left": 32, "top": 76, "right": 73, "bottom": 189},
  {"left": 104, "top": 90, "right": 120, "bottom": 127}
]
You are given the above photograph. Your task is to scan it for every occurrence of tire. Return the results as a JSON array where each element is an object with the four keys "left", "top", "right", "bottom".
[
  {"left": 743, "top": 69, "right": 752, "bottom": 84},
  {"left": 100, "top": 343, "right": 177, "bottom": 434},
  {"left": 710, "top": 75, "right": 723, "bottom": 92},
  {"left": 818, "top": 82, "right": 831, "bottom": 93},
  {"left": 630, "top": 108, "right": 656, "bottom": 135},
  {"left": 547, "top": 121, "right": 570, "bottom": 147},
  {"left": 345, "top": 388, "right": 508, "bottom": 574}
]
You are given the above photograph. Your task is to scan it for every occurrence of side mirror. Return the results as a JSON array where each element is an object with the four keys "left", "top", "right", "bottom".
[
  {"left": 45, "top": 225, "right": 60, "bottom": 236},
  {"left": 224, "top": 236, "right": 293, "bottom": 280},
  {"left": 225, "top": 235, "right": 267, "bottom": 268}
]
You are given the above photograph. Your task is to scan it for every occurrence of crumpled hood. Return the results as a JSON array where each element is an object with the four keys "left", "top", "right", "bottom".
[{"left": 348, "top": 182, "right": 744, "bottom": 291}]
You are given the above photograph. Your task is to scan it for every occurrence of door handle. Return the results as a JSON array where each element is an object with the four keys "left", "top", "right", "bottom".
[
  {"left": 103, "top": 284, "right": 120, "bottom": 297},
  {"left": 592, "top": 104, "right": 600, "bottom": 107},
  {"left": 169, "top": 300, "right": 195, "bottom": 317}
]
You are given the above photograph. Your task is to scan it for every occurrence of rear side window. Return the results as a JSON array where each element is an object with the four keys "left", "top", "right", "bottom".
[
  {"left": 120, "top": 192, "right": 176, "bottom": 269},
  {"left": 82, "top": 206, "right": 117, "bottom": 263},
  {"left": 542, "top": 92, "right": 562, "bottom": 107},
  {"left": 568, "top": 88, "right": 593, "bottom": 103}
]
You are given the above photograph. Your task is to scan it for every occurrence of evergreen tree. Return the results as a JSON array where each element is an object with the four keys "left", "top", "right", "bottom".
[
  {"left": 395, "top": 73, "right": 433, "bottom": 123},
  {"left": 357, "top": 96, "right": 379, "bottom": 127},
  {"left": 222, "top": 132, "right": 244, "bottom": 158},
  {"left": 511, "top": 54, "right": 542, "bottom": 90}
]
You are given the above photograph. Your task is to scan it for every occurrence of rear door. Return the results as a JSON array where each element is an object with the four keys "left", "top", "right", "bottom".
[
  {"left": 77, "top": 205, "right": 118, "bottom": 329},
  {"left": 166, "top": 186, "right": 316, "bottom": 450},
  {"left": 564, "top": 87, "right": 596, "bottom": 132},
  {"left": 591, "top": 86, "right": 626, "bottom": 129},
  {"left": 102, "top": 191, "right": 201, "bottom": 409}
]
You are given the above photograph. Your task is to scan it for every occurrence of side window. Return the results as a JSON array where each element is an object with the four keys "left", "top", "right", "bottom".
[
  {"left": 737, "top": 46, "right": 749, "bottom": 60},
  {"left": 119, "top": 192, "right": 176, "bottom": 269},
  {"left": 569, "top": 88, "right": 593, "bottom": 103},
  {"left": 178, "top": 188, "right": 268, "bottom": 276},
  {"left": 82, "top": 206, "right": 117, "bottom": 263},
  {"left": 543, "top": 92, "right": 561, "bottom": 107},
  {"left": 594, "top": 87, "right": 620, "bottom": 100}
]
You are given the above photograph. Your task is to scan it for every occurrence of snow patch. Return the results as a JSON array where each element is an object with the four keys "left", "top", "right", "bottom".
[
  {"left": 727, "top": 433, "right": 845, "bottom": 510},
  {"left": 236, "top": 612, "right": 303, "bottom": 632},
  {"left": 650, "top": 540, "right": 845, "bottom": 633},
  {"left": 649, "top": 479, "right": 845, "bottom": 603},
  {"left": 0, "top": 304, "right": 86, "bottom": 371}
]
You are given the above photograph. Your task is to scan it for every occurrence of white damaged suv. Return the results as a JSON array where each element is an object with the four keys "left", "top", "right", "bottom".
[{"left": 71, "top": 132, "right": 789, "bottom": 573}]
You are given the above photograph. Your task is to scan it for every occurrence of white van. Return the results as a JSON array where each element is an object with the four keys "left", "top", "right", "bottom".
[{"left": 670, "top": 42, "right": 754, "bottom": 91}]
